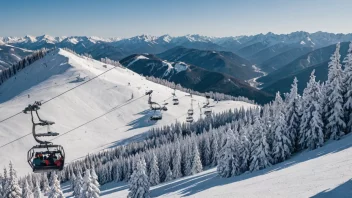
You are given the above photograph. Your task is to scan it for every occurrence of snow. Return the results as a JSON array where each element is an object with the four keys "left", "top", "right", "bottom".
[
  {"left": 174, "top": 62, "right": 189, "bottom": 73},
  {"left": 161, "top": 60, "right": 174, "bottom": 77},
  {"left": 0, "top": 48, "right": 255, "bottom": 176},
  {"left": 85, "top": 133, "right": 352, "bottom": 198},
  {"left": 126, "top": 55, "right": 149, "bottom": 67}
]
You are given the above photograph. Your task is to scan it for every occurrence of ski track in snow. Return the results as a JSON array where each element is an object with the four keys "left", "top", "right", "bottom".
[{"left": 0, "top": 49, "right": 255, "bottom": 176}]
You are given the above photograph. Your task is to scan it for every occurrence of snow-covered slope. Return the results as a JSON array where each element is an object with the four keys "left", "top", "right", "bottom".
[
  {"left": 0, "top": 49, "right": 255, "bottom": 175},
  {"left": 92, "top": 133, "right": 352, "bottom": 198}
]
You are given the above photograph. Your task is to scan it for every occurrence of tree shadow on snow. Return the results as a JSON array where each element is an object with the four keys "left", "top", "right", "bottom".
[
  {"left": 151, "top": 134, "right": 352, "bottom": 197},
  {"left": 100, "top": 182, "right": 128, "bottom": 196},
  {"left": 126, "top": 109, "right": 158, "bottom": 131},
  {"left": 106, "top": 133, "right": 148, "bottom": 149},
  {"left": 310, "top": 179, "right": 352, "bottom": 198}
]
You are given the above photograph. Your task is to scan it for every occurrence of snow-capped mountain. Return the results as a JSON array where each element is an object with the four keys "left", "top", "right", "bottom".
[
  {"left": 0, "top": 48, "right": 255, "bottom": 175},
  {"left": 0, "top": 44, "right": 32, "bottom": 70},
  {"left": 119, "top": 53, "right": 273, "bottom": 103},
  {"left": 258, "top": 41, "right": 351, "bottom": 88},
  {"left": 1, "top": 32, "right": 352, "bottom": 64},
  {"left": 157, "top": 47, "right": 259, "bottom": 80}
]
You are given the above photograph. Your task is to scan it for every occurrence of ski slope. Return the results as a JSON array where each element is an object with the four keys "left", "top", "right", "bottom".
[
  {"left": 0, "top": 49, "right": 255, "bottom": 175},
  {"left": 88, "top": 133, "right": 352, "bottom": 198}
]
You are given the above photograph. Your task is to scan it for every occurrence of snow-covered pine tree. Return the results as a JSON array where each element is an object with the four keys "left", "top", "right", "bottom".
[
  {"left": 285, "top": 77, "right": 301, "bottom": 152},
  {"left": 4, "top": 162, "right": 22, "bottom": 198},
  {"left": 343, "top": 42, "right": 352, "bottom": 133},
  {"left": 33, "top": 180, "right": 42, "bottom": 198},
  {"left": 217, "top": 132, "right": 234, "bottom": 177},
  {"left": 128, "top": 157, "right": 150, "bottom": 198},
  {"left": 201, "top": 135, "right": 211, "bottom": 167},
  {"left": 324, "top": 42, "right": 346, "bottom": 140},
  {"left": 70, "top": 172, "right": 76, "bottom": 191},
  {"left": 172, "top": 141, "right": 182, "bottom": 179},
  {"left": 79, "top": 169, "right": 100, "bottom": 198},
  {"left": 90, "top": 168, "right": 100, "bottom": 194},
  {"left": 0, "top": 173, "right": 3, "bottom": 197},
  {"left": 41, "top": 174, "right": 50, "bottom": 195},
  {"left": 73, "top": 171, "right": 83, "bottom": 198},
  {"left": 272, "top": 93, "right": 291, "bottom": 163},
  {"left": 250, "top": 118, "right": 272, "bottom": 171},
  {"left": 148, "top": 153, "right": 160, "bottom": 186},
  {"left": 47, "top": 172, "right": 64, "bottom": 198},
  {"left": 210, "top": 132, "right": 219, "bottom": 167},
  {"left": 21, "top": 179, "right": 33, "bottom": 198},
  {"left": 164, "top": 166, "right": 173, "bottom": 182},
  {"left": 190, "top": 141, "right": 203, "bottom": 175},
  {"left": 299, "top": 71, "right": 324, "bottom": 150}
]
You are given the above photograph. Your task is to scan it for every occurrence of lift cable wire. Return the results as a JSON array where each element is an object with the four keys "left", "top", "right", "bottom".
[
  {"left": 0, "top": 95, "right": 146, "bottom": 149},
  {"left": 0, "top": 65, "right": 120, "bottom": 124}
]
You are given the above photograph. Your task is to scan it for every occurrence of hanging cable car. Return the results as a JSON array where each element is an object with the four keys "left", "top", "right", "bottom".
[
  {"left": 187, "top": 109, "right": 194, "bottom": 115},
  {"left": 186, "top": 116, "right": 194, "bottom": 123},
  {"left": 23, "top": 101, "right": 65, "bottom": 173},
  {"left": 204, "top": 108, "right": 212, "bottom": 117},
  {"left": 150, "top": 103, "right": 162, "bottom": 121},
  {"left": 173, "top": 97, "right": 179, "bottom": 105}
]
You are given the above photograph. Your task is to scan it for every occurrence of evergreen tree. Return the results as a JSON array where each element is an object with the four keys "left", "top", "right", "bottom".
[
  {"left": 148, "top": 153, "right": 160, "bottom": 186},
  {"left": 285, "top": 77, "right": 301, "bottom": 152},
  {"left": 73, "top": 172, "right": 83, "bottom": 198},
  {"left": 41, "top": 174, "right": 50, "bottom": 195},
  {"left": 324, "top": 42, "right": 346, "bottom": 140},
  {"left": 343, "top": 42, "right": 352, "bottom": 133},
  {"left": 210, "top": 133, "right": 219, "bottom": 167},
  {"left": 272, "top": 107, "right": 291, "bottom": 163},
  {"left": 250, "top": 119, "right": 272, "bottom": 171},
  {"left": 128, "top": 157, "right": 150, "bottom": 198},
  {"left": 190, "top": 141, "right": 203, "bottom": 175},
  {"left": 90, "top": 168, "right": 100, "bottom": 194},
  {"left": 172, "top": 142, "right": 182, "bottom": 179},
  {"left": 217, "top": 133, "right": 234, "bottom": 177},
  {"left": 47, "top": 172, "right": 64, "bottom": 198},
  {"left": 4, "top": 162, "right": 22, "bottom": 198},
  {"left": 164, "top": 166, "right": 173, "bottom": 182},
  {"left": 201, "top": 136, "right": 211, "bottom": 167},
  {"left": 300, "top": 71, "right": 324, "bottom": 150},
  {"left": 21, "top": 179, "right": 33, "bottom": 198},
  {"left": 79, "top": 170, "right": 100, "bottom": 198},
  {"left": 70, "top": 172, "right": 76, "bottom": 191},
  {"left": 0, "top": 173, "right": 3, "bottom": 197},
  {"left": 33, "top": 181, "right": 42, "bottom": 198}
]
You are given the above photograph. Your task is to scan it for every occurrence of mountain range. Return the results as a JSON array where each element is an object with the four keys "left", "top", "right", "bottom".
[
  {"left": 1, "top": 31, "right": 352, "bottom": 103},
  {"left": 120, "top": 53, "right": 272, "bottom": 103}
]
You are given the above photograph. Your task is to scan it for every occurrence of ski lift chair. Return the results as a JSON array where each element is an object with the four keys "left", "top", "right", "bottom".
[
  {"left": 187, "top": 109, "right": 194, "bottom": 116},
  {"left": 173, "top": 98, "right": 179, "bottom": 105},
  {"left": 186, "top": 116, "right": 194, "bottom": 123},
  {"left": 150, "top": 110, "right": 162, "bottom": 121}
]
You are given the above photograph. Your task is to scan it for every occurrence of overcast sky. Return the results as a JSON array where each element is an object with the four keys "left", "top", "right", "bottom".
[{"left": 1, "top": 0, "right": 351, "bottom": 38}]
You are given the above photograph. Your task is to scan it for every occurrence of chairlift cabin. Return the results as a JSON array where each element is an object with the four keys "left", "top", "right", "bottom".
[
  {"left": 27, "top": 145, "right": 65, "bottom": 173},
  {"left": 186, "top": 116, "right": 194, "bottom": 123},
  {"left": 150, "top": 110, "right": 162, "bottom": 121},
  {"left": 187, "top": 109, "right": 194, "bottom": 116},
  {"left": 204, "top": 109, "right": 212, "bottom": 117},
  {"left": 173, "top": 98, "right": 179, "bottom": 105},
  {"left": 150, "top": 102, "right": 162, "bottom": 111},
  {"left": 23, "top": 101, "right": 65, "bottom": 173}
]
